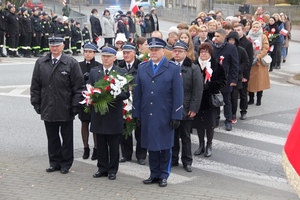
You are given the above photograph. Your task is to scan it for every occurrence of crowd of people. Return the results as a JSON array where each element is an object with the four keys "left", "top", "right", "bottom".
[{"left": 29, "top": 5, "right": 292, "bottom": 188}]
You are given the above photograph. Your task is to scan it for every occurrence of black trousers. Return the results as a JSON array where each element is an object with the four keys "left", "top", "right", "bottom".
[
  {"left": 104, "top": 38, "right": 113, "bottom": 45},
  {"left": 44, "top": 121, "right": 74, "bottom": 169},
  {"left": 96, "top": 134, "right": 121, "bottom": 174},
  {"left": 7, "top": 33, "right": 19, "bottom": 51},
  {"left": 148, "top": 149, "right": 172, "bottom": 179},
  {"left": 120, "top": 127, "right": 147, "bottom": 160},
  {"left": 240, "top": 81, "right": 248, "bottom": 114},
  {"left": 32, "top": 32, "right": 41, "bottom": 51},
  {"left": 172, "top": 120, "right": 192, "bottom": 166},
  {"left": 0, "top": 31, "right": 4, "bottom": 46},
  {"left": 197, "top": 128, "right": 214, "bottom": 145}
]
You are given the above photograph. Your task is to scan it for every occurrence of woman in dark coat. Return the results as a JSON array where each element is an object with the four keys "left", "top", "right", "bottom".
[
  {"left": 193, "top": 42, "right": 227, "bottom": 157},
  {"left": 89, "top": 9, "right": 102, "bottom": 45}
]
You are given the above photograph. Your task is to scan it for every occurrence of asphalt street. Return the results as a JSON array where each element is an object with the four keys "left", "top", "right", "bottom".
[{"left": 1, "top": 5, "right": 300, "bottom": 200}]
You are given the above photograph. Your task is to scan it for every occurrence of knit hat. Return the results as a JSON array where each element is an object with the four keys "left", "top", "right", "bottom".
[
  {"left": 115, "top": 33, "right": 127, "bottom": 43},
  {"left": 21, "top": 7, "right": 27, "bottom": 14}
]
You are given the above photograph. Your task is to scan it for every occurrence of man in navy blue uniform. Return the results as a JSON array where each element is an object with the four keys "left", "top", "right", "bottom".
[{"left": 133, "top": 37, "right": 184, "bottom": 187}]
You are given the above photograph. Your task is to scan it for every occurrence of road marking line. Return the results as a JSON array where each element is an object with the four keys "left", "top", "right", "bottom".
[
  {"left": 243, "top": 119, "right": 291, "bottom": 131},
  {"left": 0, "top": 92, "right": 29, "bottom": 98},
  {"left": 192, "top": 158, "right": 293, "bottom": 193},
  {"left": 270, "top": 80, "right": 293, "bottom": 87},
  {"left": 8, "top": 85, "right": 29, "bottom": 95},
  {"left": 190, "top": 135, "right": 281, "bottom": 164},
  {"left": 214, "top": 127, "right": 286, "bottom": 145}
]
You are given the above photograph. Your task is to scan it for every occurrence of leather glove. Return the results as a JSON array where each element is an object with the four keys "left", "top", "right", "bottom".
[
  {"left": 34, "top": 106, "right": 41, "bottom": 114},
  {"left": 169, "top": 120, "right": 180, "bottom": 129},
  {"left": 83, "top": 72, "right": 89, "bottom": 81},
  {"left": 134, "top": 118, "right": 141, "bottom": 129}
]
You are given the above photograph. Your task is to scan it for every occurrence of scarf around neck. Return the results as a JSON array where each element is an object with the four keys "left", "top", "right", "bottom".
[{"left": 248, "top": 28, "right": 263, "bottom": 53}]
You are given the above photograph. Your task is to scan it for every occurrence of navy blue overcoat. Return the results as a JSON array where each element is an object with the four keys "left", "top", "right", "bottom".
[{"left": 132, "top": 57, "right": 183, "bottom": 151}]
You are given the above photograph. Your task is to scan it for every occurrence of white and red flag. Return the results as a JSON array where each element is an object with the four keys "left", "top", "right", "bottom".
[
  {"left": 282, "top": 108, "right": 300, "bottom": 197},
  {"left": 62, "top": 0, "right": 67, "bottom": 6},
  {"left": 130, "top": 0, "right": 139, "bottom": 14}
]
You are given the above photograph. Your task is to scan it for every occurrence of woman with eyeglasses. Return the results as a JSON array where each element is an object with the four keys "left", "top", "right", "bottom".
[{"left": 193, "top": 42, "right": 227, "bottom": 157}]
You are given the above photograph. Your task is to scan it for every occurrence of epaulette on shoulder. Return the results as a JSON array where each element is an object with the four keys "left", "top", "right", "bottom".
[{"left": 139, "top": 60, "right": 148, "bottom": 65}]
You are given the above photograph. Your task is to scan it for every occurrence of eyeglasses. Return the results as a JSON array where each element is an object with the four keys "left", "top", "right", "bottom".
[
  {"left": 200, "top": 30, "right": 207, "bottom": 32},
  {"left": 173, "top": 50, "right": 186, "bottom": 54},
  {"left": 116, "top": 42, "right": 124, "bottom": 45}
]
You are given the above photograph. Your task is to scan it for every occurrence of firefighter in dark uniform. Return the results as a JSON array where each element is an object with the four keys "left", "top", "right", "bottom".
[
  {"left": 82, "top": 22, "right": 91, "bottom": 44},
  {"left": 31, "top": 7, "right": 42, "bottom": 57},
  {"left": 0, "top": 2, "right": 7, "bottom": 57},
  {"left": 70, "top": 18, "right": 77, "bottom": 55},
  {"left": 75, "top": 22, "right": 82, "bottom": 55},
  {"left": 6, "top": 4, "right": 20, "bottom": 57},
  {"left": 50, "top": 15, "right": 59, "bottom": 36},
  {"left": 41, "top": 11, "right": 51, "bottom": 53},
  {"left": 19, "top": 7, "right": 32, "bottom": 58},
  {"left": 30, "top": 36, "right": 84, "bottom": 174},
  {"left": 62, "top": 16, "right": 72, "bottom": 54}
]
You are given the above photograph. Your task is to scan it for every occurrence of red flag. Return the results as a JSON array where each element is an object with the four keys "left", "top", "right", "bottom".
[
  {"left": 130, "top": 0, "right": 139, "bottom": 14},
  {"left": 282, "top": 108, "right": 300, "bottom": 197}
]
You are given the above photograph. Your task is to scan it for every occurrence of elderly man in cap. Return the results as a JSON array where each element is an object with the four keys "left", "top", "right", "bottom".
[
  {"left": 133, "top": 37, "right": 183, "bottom": 187},
  {"left": 30, "top": 36, "right": 84, "bottom": 174},
  {"left": 118, "top": 42, "right": 147, "bottom": 165},
  {"left": 79, "top": 43, "right": 101, "bottom": 160},
  {"left": 170, "top": 40, "right": 203, "bottom": 172},
  {"left": 89, "top": 44, "right": 129, "bottom": 180}
]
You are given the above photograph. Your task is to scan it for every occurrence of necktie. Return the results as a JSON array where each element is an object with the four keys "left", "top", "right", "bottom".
[
  {"left": 154, "top": 64, "right": 157, "bottom": 69},
  {"left": 105, "top": 69, "right": 109, "bottom": 75},
  {"left": 127, "top": 64, "right": 131, "bottom": 71},
  {"left": 52, "top": 58, "right": 57, "bottom": 65}
]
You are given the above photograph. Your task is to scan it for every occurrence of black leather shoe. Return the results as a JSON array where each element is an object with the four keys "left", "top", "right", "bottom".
[
  {"left": 143, "top": 177, "right": 160, "bottom": 184},
  {"left": 159, "top": 179, "right": 168, "bottom": 187},
  {"left": 137, "top": 159, "right": 146, "bottom": 165},
  {"left": 46, "top": 166, "right": 61, "bottom": 172},
  {"left": 204, "top": 145, "right": 212, "bottom": 157},
  {"left": 60, "top": 168, "right": 69, "bottom": 174},
  {"left": 194, "top": 144, "right": 205, "bottom": 155},
  {"left": 183, "top": 165, "right": 192, "bottom": 172},
  {"left": 108, "top": 174, "right": 116, "bottom": 180},
  {"left": 171, "top": 162, "right": 179, "bottom": 167},
  {"left": 93, "top": 171, "right": 108, "bottom": 178},
  {"left": 119, "top": 157, "right": 131, "bottom": 163}
]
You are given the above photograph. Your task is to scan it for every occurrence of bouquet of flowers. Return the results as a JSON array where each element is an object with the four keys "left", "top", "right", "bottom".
[
  {"left": 80, "top": 70, "right": 134, "bottom": 115},
  {"left": 138, "top": 52, "right": 150, "bottom": 62},
  {"left": 123, "top": 91, "right": 135, "bottom": 139},
  {"left": 264, "top": 28, "right": 279, "bottom": 42}
]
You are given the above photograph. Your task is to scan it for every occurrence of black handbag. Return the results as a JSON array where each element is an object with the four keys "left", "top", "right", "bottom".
[{"left": 210, "top": 91, "right": 224, "bottom": 108}]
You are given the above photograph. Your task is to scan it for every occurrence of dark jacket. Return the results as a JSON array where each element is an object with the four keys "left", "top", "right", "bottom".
[
  {"left": 238, "top": 35, "right": 253, "bottom": 80},
  {"left": 142, "top": 18, "right": 152, "bottom": 34},
  {"left": 19, "top": 15, "right": 32, "bottom": 34},
  {"left": 90, "top": 15, "right": 102, "bottom": 39},
  {"left": 149, "top": 13, "right": 159, "bottom": 31},
  {"left": 88, "top": 65, "right": 130, "bottom": 134},
  {"left": 171, "top": 57, "right": 203, "bottom": 120},
  {"left": 118, "top": 58, "right": 141, "bottom": 78},
  {"left": 31, "top": 14, "right": 42, "bottom": 33},
  {"left": 30, "top": 53, "right": 85, "bottom": 122},
  {"left": 127, "top": 16, "right": 136, "bottom": 34},
  {"left": 213, "top": 41, "right": 239, "bottom": 93},
  {"left": 117, "top": 20, "right": 130, "bottom": 39},
  {"left": 7, "top": 12, "right": 19, "bottom": 34},
  {"left": 226, "top": 31, "right": 249, "bottom": 88},
  {"left": 0, "top": 10, "right": 7, "bottom": 32},
  {"left": 82, "top": 27, "right": 91, "bottom": 43},
  {"left": 192, "top": 35, "right": 213, "bottom": 52},
  {"left": 79, "top": 58, "right": 101, "bottom": 81}
]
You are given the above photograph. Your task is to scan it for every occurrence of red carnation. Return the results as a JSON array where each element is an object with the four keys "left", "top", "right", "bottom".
[
  {"left": 110, "top": 79, "right": 115, "bottom": 84},
  {"left": 122, "top": 109, "right": 126, "bottom": 115},
  {"left": 104, "top": 75, "right": 109, "bottom": 81},
  {"left": 105, "top": 86, "right": 111, "bottom": 91},
  {"left": 126, "top": 117, "right": 131, "bottom": 122},
  {"left": 144, "top": 58, "right": 149, "bottom": 62}
]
